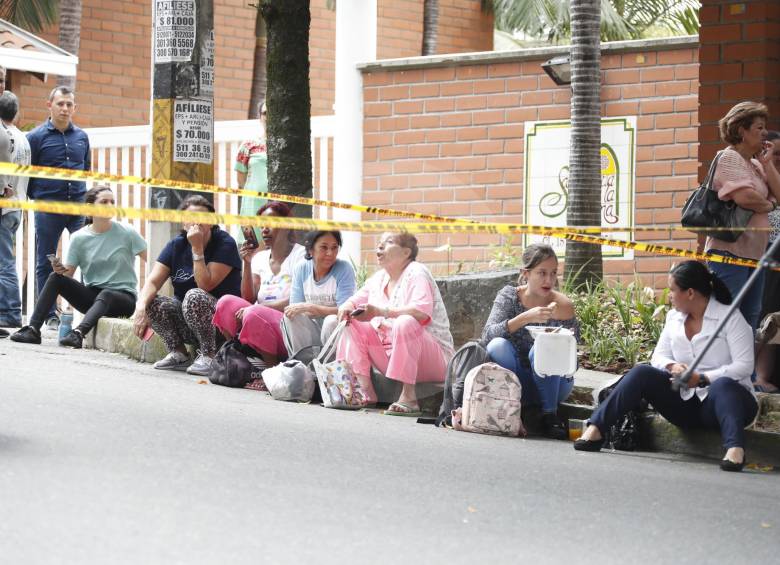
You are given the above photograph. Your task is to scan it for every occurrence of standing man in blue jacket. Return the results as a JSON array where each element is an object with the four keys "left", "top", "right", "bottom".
[{"left": 27, "top": 86, "right": 91, "bottom": 328}]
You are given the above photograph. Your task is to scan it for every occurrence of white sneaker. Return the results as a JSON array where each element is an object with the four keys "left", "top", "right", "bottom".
[
  {"left": 153, "top": 350, "right": 191, "bottom": 371},
  {"left": 186, "top": 352, "right": 214, "bottom": 376}
]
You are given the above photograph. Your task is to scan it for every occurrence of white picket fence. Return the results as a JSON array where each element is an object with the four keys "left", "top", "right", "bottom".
[{"left": 13, "top": 115, "right": 336, "bottom": 322}]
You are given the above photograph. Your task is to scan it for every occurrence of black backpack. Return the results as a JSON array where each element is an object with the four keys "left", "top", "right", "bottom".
[
  {"left": 436, "top": 341, "right": 489, "bottom": 427},
  {"left": 597, "top": 382, "right": 647, "bottom": 451},
  {"left": 210, "top": 339, "right": 255, "bottom": 388}
]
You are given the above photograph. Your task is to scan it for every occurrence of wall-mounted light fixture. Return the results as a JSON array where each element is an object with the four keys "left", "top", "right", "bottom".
[{"left": 541, "top": 55, "right": 572, "bottom": 86}]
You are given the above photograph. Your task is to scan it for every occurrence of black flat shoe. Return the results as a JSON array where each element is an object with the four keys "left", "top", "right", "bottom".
[
  {"left": 0, "top": 328, "right": 9, "bottom": 338},
  {"left": 573, "top": 437, "right": 604, "bottom": 452},
  {"left": 10, "top": 325, "right": 41, "bottom": 344},
  {"left": 720, "top": 458, "right": 745, "bottom": 472},
  {"left": 59, "top": 330, "right": 83, "bottom": 349}
]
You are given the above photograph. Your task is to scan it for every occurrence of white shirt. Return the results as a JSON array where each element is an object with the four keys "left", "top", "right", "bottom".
[
  {"left": 651, "top": 298, "right": 755, "bottom": 401},
  {"left": 249, "top": 243, "right": 305, "bottom": 304},
  {"left": 1, "top": 122, "right": 31, "bottom": 215}
]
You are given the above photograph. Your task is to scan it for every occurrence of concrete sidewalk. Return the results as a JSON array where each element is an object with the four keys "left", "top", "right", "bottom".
[{"left": 80, "top": 317, "right": 780, "bottom": 467}]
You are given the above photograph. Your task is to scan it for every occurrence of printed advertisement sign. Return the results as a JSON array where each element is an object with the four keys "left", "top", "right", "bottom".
[
  {"left": 154, "top": 0, "right": 197, "bottom": 64},
  {"left": 523, "top": 117, "right": 637, "bottom": 259},
  {"left": 174, "top": 100, "right": 213, "bottom": 164}
]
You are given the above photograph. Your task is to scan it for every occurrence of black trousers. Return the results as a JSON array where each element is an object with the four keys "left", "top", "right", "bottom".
[
  {"left": 590, "top": 364, "right": 758, "bottom": 450},
  {"left": 30, "top": 273, "right": 135, "bottom": 335}
]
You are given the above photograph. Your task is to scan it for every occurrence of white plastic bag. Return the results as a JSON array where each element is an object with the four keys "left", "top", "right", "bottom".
[{"left": 262, "top": 360, "right": 316, "bottom": 402}]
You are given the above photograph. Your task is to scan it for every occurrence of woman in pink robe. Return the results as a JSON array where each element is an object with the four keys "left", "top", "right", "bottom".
[{"left": 337, "top": 232, "right": 454, "bottom": 417}]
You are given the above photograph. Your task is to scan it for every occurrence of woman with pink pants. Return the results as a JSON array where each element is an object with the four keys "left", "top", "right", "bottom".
[{"left": 337, "top": 232, "right": 454, "bottom": 417}]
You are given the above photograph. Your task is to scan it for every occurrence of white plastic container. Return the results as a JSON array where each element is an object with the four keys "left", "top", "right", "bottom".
[{"left": 532, "top": 330, "right": 577, "bottom": 377}]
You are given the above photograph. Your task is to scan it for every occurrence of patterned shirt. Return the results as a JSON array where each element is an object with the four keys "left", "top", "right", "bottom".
[{"left": 482, "top": 285, "right": 580, "bottom": 369}]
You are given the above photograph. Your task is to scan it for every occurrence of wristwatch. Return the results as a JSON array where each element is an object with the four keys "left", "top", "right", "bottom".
[{"left": 192, "top": 252, "right": 205, "bottom": 262}]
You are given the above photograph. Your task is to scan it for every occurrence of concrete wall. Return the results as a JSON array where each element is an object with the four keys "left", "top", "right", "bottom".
[
  {"left": 7, "top": 0, "right": 493, "bottom": 129},
  {"left": 360, "top": 37, "right": 700, "bottom": 287}
]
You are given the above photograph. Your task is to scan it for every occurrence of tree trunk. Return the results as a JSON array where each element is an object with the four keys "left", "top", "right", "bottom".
[
  {"left": 421, "top": 0, "right": 439, "bottom": 56},
  {"left": 248, "top": 7, "right": 268, "bottom": 119},
  {"left": 260, "top": 0, "right": 312, "bottom": 216},
  {"left": 57, "top": 0, "right": 82, "bottom": 89},
  {"left": 565, "top": 0, "right": 603, "bottom": 287}
]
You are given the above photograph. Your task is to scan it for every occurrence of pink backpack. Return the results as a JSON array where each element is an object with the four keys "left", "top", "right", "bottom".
[{"left": 453, "top": 362, "right": 526, "bottom": 437}]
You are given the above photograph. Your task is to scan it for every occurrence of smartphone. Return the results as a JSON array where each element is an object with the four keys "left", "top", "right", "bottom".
[
  {"left": 142, "top": 326, "right": 155, "bottom": 341},
  {"left": 242, "top": 226, "right": 259, "bottom": 249},
  {"left": 350, "top": 307, "right": 366, "bottom": 317}
]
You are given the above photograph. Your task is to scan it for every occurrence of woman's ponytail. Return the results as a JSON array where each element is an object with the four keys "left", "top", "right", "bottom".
[{"left": 710, "top": 271, "right": 733, "bottom": 305}]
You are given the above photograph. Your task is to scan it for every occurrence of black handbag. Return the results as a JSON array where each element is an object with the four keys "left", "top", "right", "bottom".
[
  {"left": 681, "top": 151, "right": 754, "bottom": 243},
  {"left": 209, "top": 339, "right": 254, "bottom": 388}
]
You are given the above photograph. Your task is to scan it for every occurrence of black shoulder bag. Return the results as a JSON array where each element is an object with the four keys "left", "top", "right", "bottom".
[{"left": 681, "top": 151, "right": 754, "bottom": 243}]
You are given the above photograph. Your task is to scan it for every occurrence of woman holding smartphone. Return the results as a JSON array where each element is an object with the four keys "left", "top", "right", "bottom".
[
  {"left": 336, "top": 232, "right": 454, "bottom": 416},
  {"left": 703, "top": 102, "right": 780, "bottom": 331},
  {"left": 212, "top": 201, "right": 305, "bottom": 368},
  {"left": 11, "top": 185, "right": 147, "bottom": 348}
]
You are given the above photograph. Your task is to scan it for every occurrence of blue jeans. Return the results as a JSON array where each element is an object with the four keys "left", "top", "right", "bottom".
[
  {"left": 34, "top": 210, "right": 84, "bottom": 319},
  {"left": 486, "top": 337, "right": 574, "bottom": 414},
  {"left": 707, "top": 250, "right": 764, "bottom": 331},
  {"left": 0, "top": 211, "right": 22, "bottom": 325}
]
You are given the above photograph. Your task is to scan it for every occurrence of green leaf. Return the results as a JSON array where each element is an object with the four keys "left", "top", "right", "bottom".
[{"left": 0, "top": 0, "right": 59, "bottom": 33}]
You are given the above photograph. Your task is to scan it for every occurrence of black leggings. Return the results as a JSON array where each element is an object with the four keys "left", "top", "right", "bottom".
[{"left": 30, "top": 273, "right": 135, "bottom": 335}]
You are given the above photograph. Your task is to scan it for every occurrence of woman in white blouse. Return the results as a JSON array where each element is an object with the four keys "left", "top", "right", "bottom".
[{"left": 574, "top": 261, "right": 757, "bottom": 472}]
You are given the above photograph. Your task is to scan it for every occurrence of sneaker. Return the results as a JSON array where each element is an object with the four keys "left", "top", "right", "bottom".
[
  {"left": 153, "top": 350, "right": 191, "bottom": 371},
  {"left": 10, "top": 325, "right": 42, "bottom": 345},
  {"left": 45, "top": 316, "right": 60, "bottom": 332},
  {"left": 541, "top": 413, "right": 568, "bottom": 441},
  {"left": 0, "top": 328, "right": 9, "bottom": 338},
  {"left": 186, "top": 351, "right": 214, "bottom": 376},
  {"left": 59, "top": 329, "right": 83, "bottom": 349}
]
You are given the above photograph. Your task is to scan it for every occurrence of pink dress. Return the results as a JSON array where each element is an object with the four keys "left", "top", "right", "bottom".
[
  {"left": 338, "top": 262, "right": 454, "bottom": 384},
  {"left": 705, "top": 147, "right": 771, "bottom": 260}
]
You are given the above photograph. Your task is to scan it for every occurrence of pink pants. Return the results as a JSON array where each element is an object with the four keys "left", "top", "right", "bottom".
[
  {"left": 212, "top": 295, "right": 287, "bottom": 357},
  {"left": 338, "top": 315, "right": 447, "bottom": 384}
]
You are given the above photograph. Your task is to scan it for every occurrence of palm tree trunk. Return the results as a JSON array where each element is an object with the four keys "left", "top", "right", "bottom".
[
  {"left": 57, "top": 0, "right": 82, "bottom": 89},
  {"left": 421, "top": 0, "right": 439, "bottom": 56},
  {"left": 565, "top": 0, "right": 603, "bottom": 287},
  {"left": 260, "top": 0, "right": 312, "bottom": 215},
  {"left": 248, "top": 7, "right": 268, "bottom": 119}
]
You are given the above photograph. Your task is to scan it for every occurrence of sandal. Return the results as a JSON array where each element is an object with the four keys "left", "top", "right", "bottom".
[{"left": 383, "top": 402, "right": 423, "bottom": 417}]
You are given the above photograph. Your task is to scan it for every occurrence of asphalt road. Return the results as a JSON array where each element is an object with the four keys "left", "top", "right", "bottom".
[{"left": 1, "top": 333, "right": 778, "bottom": 564}]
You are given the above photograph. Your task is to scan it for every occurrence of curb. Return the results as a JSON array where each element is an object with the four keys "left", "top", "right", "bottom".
[{"left": 89, "top": 318, "right": 780, "bottom": 466}]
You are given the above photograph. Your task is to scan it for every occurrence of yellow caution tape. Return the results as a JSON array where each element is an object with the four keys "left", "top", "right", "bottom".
[
  {"left": 0, "top": 162, "right": 475, "bottom": 226},
  {"left": 0, "top": 197, "right": 767, "bottom": 269},
  {"left": 0, "top": 161, "right": 773, "bottom": 234}
]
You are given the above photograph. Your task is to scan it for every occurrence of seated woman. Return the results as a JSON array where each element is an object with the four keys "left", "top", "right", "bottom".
[
  {"left": 12, "top": 185, "right": 146, "bottom": 348},
  {"left": 575, "top": 261, "right": 757, "bottom": 473},
  {"left": 282, "top": 230, "right": 356, "bottom": 364},
  {"left": 337, "top": 232, "right": 455, "bottom": 416},
  {"left": 133, "top": 195, "right": 242, "bottom": 376},
  {"left": 212, "top": 201, "right": 305, "bottom": 367},
  {"left": 482, "top": 243, "right": 579, "bottom": 440}
]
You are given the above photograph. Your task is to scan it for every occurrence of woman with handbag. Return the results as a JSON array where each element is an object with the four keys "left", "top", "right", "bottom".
[
  {"left": 336, "top": 232, "right": 455, "bottom": 417},
  {"left": 703, "top": 102, "right": 780, "bottom": 330},
  {"left": 574, "top": 261, "right": 757, "bottom": 473},
  {"left": 212, "top": 201, "right": 305, "bottom": 368},
  {"left": 281, "top": 230, "right": 356, "bottom": 364}
]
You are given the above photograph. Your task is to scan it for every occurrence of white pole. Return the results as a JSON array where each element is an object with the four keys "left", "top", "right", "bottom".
[{"left": 333, "top": 0, "right": 376, "bottom": 265}]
